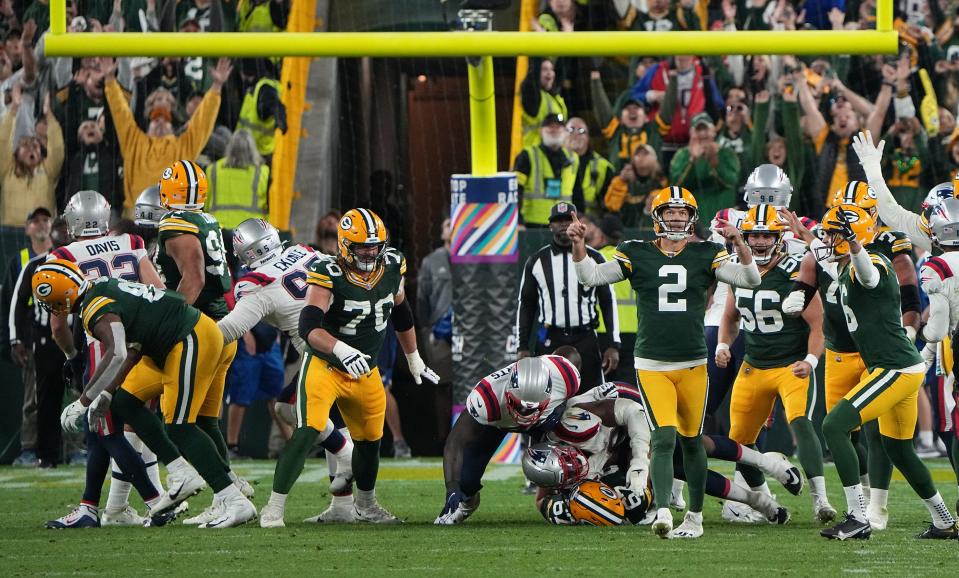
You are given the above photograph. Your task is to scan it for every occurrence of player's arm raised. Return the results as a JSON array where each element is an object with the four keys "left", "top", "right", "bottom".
[
  {"left": 393, "top": 284, "right": 440, "bottom": 385},
  {"left": 793, "top": 294, "right": 824, "bottom": 378},
  {"left": 164, "top": 233, "right": 205, "bottom": 305},
  {"left": 713, "top": 218, "right": 761, "bottom": 288},
  {"left": 568, "top": 213, "right": 625, "bottom": 286},
  {"left": 716, "top": 286, "right": 740, "bottom": 368}
]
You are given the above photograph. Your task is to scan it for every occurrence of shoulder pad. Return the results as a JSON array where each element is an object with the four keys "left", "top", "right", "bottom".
[
  {"left": 615, "top": 385, "right": 644, "bottom": 404},
  {"left": 922, "top": 256, "right": 954, "bottom": 282},
  {"left": 776, "top": 255, "right": 802, "bottom": 279},
  {"left": 467, "top": 379, "right": 502, "bottom": 423},
  {"left": 543, "top": 355, "right": 580, "bottom": 398},
  {"left": 50, "top": 246, "right": 77, "bottom": 262}
]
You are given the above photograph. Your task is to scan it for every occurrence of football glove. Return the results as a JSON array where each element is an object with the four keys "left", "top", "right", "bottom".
[
  {"left": 826, "top": 207, "right": 857, "bottom": 242},
  {"left": 60, "top": 399, "right": 86, "bottom": 434},
  {"left": 850, "top": 131, "right": 885, "bottom": 175},
  {"left": 62, "top": 351, "right": 85, "bottom": 392},
  {"left": 405, "top": 351, "right": 440, "bottom": 385},
  {"left": 782, "top": 290, "right": 805, "bottom": 315},
  {"left": 332, "top": 340, "right": 372, "bottom": 379},
  {"left": 434, "top": 490, "right": 467, "bottom": 525},
  {"left": 87, "top": 391, "right": 113, "bottom": 436}
]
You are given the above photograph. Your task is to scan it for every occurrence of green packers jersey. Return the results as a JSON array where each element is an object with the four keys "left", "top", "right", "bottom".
[
  {"left": 869, "top": 226, "right": 913, "bottom": 261},
  {"left": 79, "top": 277, "right": 200, "bottom": 366},
  {"left": 817, "top": 265, "right": 857, "bottom": 354},
  {"left": 155, "top": 210, "right": 231, "bottom": 320},
  {"left": 614, "top": 239, "right": 729, "bottom": 362},
  {"left": 735, "top": 254, "right": 808, "bottom": 369},
  {"left": 305, "top": 248, "right": 406, "bottom": 373},
  {"left": 837, "top": 252, "right": 923, "bottom": 371}
]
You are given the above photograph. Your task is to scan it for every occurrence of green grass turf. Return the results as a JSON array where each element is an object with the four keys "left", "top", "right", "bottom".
[{"left": 0, "top": 458, "right": 956, "bottom": 576}]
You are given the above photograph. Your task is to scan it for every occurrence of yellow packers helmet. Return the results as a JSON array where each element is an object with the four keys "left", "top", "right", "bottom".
[
  {"left": 650, "top": 186, "right": 698, "bottom": 241},
  {"left": 338, "top": 208, "right": 388, "bottom": 272},
  {"left": 739, "top": 204, "right": 787, "bottom": 265},
  {"left": 568, "top": 480, "right": 625, "bottom": 526},
  {"left": 816, "top": 204, "right": 877, "bottom": 262},
  {"left": 32, "top": 259, "right": 87, "bottom": 314},
  {"left": 158, "top": 159, "right": 207, "bottom": 211},
  {"left": 830, "top": 180, "right": 877, "bottom": 218}
]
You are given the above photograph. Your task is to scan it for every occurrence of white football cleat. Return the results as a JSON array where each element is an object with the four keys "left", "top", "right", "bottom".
[
  {"left": 234, "top": 476, "right": 255, "bottom": 499},
  {"left": 102, "top": 505, "right": 147, "bottom": 527},
  {"left": 764, "top": 452, "right": 804, "bottom": 496},
  {"left": 154, "top": 467, "right": 205, "bottom": 515},
  {"left": 669, "top": 481, "right": 686, "bottom": 510},
  {"left": 183, "top": 498, "right": 224, "bottom": 526},
  {"left": 354, "top": 501, "right": 401, "bottom": 524},
  {"left": 722, "top": 500, "right": 766, "bottom": 523},
  {"left": 751, "top": 492, "right": 791, "bottom": 525},
  {"left": 304, "top": 501, "right": 356, "bottom": 524},
  {"left": 200, "top": 494, "right": 257, "bottom": 529},
  {"left": 668, "top": 511, "right": 704, "bottom": 539},
  {"left": 651, "top": 508, "right": 673, "bottom": 538},
  {"left": 259, "top": 503, "right": 286, "bottom": 528},
  {"left": 812, "top": 494, "right": 838, "bottom": 524},
  {"left": 866, "top": 504, "right": 888, "bottom": 530}
]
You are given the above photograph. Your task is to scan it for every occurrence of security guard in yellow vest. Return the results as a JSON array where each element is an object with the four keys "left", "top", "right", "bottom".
[
  {"left": 238, "top": 0, "right": 282, "bottom": 32},
  {"left": 237, "top": 68, "right": 286, "bottom": 157},
  {"left": 513, "top": 114, "right": 580, "bottom": 227},
  {"left": 589, "top": 215, "right": 638, "bottom": 385},
  {"left": 520, "top": 58, "right": 568, "bottom": 149},
  {"left": 206, "top": 134, "right": 271, "bottom": 231},
  {"left": 564, "top": 117, "right": 614, "bottom": 218}
]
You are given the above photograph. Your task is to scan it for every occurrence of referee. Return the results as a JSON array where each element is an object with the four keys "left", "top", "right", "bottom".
[{"left": 516, "top": 201, "right": 619, "bottom": 390}]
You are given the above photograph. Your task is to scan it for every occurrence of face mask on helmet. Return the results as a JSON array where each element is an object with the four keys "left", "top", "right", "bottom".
[
  {"left": 343, "top": 240, "right": 386, "bottom": 272},
  {"left": 522, "top": 443, "right": 590, "bottom": 489},
  {"left": 744, "top": 231, "right": 782, "bottom": 265},
  {"left": 813, "top": 231, "right": 848, "bottom": 262},
  {"left": 653, "top": 204, "right": 696, "bottom": 241},
  {"left": 505, "top": 390, "right": 550, "bottom": 427}
]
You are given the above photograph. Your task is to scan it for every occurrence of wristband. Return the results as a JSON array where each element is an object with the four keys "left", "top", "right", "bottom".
[
  {"left": 803, "top": 354, "right": 819, "bottom": 370},
  {"left": 716, "top": 342, "right": 730, "bottom": 353},
  {"left": 905, "top": 326, "right": 917, "bottom": 343}
]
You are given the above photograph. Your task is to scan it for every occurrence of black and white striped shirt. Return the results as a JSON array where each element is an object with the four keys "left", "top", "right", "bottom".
[{"left": 517, "top": 242, "right": 619, "bottom": 348}]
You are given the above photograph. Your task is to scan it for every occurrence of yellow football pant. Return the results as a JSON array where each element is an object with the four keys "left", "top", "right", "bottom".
[
  {"left": 729, "top": 362, "right": 814, "bottom": 445},
  {"left": 824, "top": 349, "right": 868, "bottom": 412},
  {"left": 635, "top": 364, "right": 708, "bottom": 437},
  {"left": 298, "top": 352, "right": 386, "bottom": 441},
  {"left": 844, "top": 368, "right": 922, "bottom": 440}
]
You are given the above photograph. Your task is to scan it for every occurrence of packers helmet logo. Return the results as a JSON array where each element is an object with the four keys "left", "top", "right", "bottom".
[
  {"left": 840, "top": 210, "right": 861, "bottom": 223},
  {"left": 36, "top": 282, "right": 52, "bottom": 297},
  {"left": 162, "top": 167, "right": 173, "bottom": 180},
  {"left": 340, "top": 216, "right": 353, "bottom": 231},
  {"left": 599, "top": 485, "right": 617, "bottom": 500},
  {"left": 863, "top": 187, "right": 877, "bottom": 200}
]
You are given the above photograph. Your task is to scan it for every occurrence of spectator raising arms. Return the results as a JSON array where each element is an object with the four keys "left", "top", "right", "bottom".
[
  {"left": 105, "top": 55, "right": 232, "bottom": 213},
  {"left": 520, "top": 58, "right": 567, "bottom": 149}
]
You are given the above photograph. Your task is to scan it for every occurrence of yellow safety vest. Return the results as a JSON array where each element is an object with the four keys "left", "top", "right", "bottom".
[
  {"left": 596, "top": 244, "right": 638, "bottom": 334},
  {"left": 521, "top": 90, "right": 568, "bottom": 149},
  {"left": 237, "top": 78, "right": 282, "bottom": 156},
  {"left": 238, "top": 0, "right": 278, "bottom": 32},
  {"left": 207, "top": 159, "right": 270, "bottom": 230},
  {"left": 20, "top": 248, "right": 33, "bottom": 306},
  {"left": 580, "top": 151, "right": 613, "bottom": 217},
  {"left": 520, "top": 145, "right": 578, "bottom": 226}
]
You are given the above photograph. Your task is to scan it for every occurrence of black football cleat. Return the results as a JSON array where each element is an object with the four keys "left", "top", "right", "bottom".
[
  {"left": 820, "top": 513, "right": 871, "bottom": 541},
  {"left": 917, "top": 523, "right": 959, "bottom": 540}
]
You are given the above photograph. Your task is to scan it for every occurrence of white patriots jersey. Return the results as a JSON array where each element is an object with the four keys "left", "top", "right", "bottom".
[
  {"left": 217, "top": 244, "right": 319, "bottom": 353},
  {"left": 49, "top": 233, "right": 148, "bottom": 282},
  {"left": 919, "top": 253, "right": 959, "bottom": 335},
  {"left": 465, "top": 355, "right": 580, "bottom": 432},
  {"left": 547, "top": 385, "right": 648, "bottom": 477}
]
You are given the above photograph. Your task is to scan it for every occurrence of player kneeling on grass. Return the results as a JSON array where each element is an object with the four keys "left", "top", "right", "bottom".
[{"left": 36, "top": 260, "right": 257, "bottom": 528}]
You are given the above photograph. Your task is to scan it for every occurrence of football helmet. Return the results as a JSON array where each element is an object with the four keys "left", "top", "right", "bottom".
[
  {"left": 32, "top": 259, "right": 87, "bottom": 314},
  {"left": 816, "top": 204, "right": 877, "bottom": 262},
  {"left": 338, "top": 208, "right": 388, "bottom": 273},
  {"left": 650, "top": 186, "right": 698, "bottom": 241},
  {"left": 830, "top": 180, "right": 877, "bottom": 218},
  {"left": 233, "top": 218, "right": 284, "bottom": 269},
  {"left": 134, "top": 185, "right": 166, "bottom": 228},
  {"left": 158, "top": 159, "right": 207, "bottom": 211},
  {"left": 929, "top": 197, "right": 959, "bottom": 247},
  {"left": 739, "top": 204, "right": 787, "bottom": 265},
  {"left": 922, "top": 181, "right": 955, "bottom": 213},
  {"left": 568, "top": 480, "right": 625, "bottom": 526},
  {"left": 743, "top": 164, "right": 792, "bottom": 208},
  {"left": 522, "top": 443, "right": 590, "bottom": 489},
  {"left": 63, "top": 190, "right": 111, "bottom": 238},
  {"left": 505, "top": 357, "right": 553, "bottom": 428}
]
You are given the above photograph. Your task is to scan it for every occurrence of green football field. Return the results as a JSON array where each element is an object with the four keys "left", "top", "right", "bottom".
[{"left": 1, "top": 458, "right": 956, "bottom": 576}]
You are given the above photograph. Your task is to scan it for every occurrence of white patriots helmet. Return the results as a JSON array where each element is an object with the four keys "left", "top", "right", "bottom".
[
  {"left": 743, "top": 164, "right": 793, "bottom": 208},
  {"left": 133, "top": 185, "right": 166, "bottom": 228},
  {"left": 63, "top": 190, "right": 111, "bottom": 238},
  {"left": 233, "top": 218, "right": 284, "bottom": 269},
  {"left": 922, "top": 181, "right": 955, "bottom": 213},
  {"left": 929, "top": 197, "right": 959, "bottom": 247},
  {"left": 505, "top": 357, "right": 553, "bottom": 427},
  {"left": 522, "top": 442, "right": 590, "bottom": 489}
]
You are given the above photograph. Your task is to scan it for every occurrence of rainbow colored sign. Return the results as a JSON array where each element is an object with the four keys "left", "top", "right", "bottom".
[{"left": 450, "top": 173, "right": 518, "bottom": 264}]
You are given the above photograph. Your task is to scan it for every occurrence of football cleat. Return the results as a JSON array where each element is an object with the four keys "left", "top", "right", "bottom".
[
  {"left": 753, "top": 492, "right": 791, "bottom": 525},
  {"left": 183, "top": 499, "right": 223, "bottom": 526},
  {"left": 765, "top": 452, "right": 804, "bottom": 496},
  {"left": 146, "top": 507, "right": 179, "bottom": 527},
  {"left": 813, "top": 495, "right": 838, "bottom": 524},
  {"left": 102, "top": 505, "right": 147, "bottom": 527},
  {"left": 392, "top": 439, "right": 412, "bottom": 459},
  {"left": 234, "top": 476, "right": 255, "bottom": 499},
  {"left": 354, "top": 501, "right": 402, "bottom": 524},
  {"left": 46, "top": 504, "right": 100, "bottom": 529},
  {"left": 669, "top": 481, "right": 686, "bottom": 510},
  {"left": 200, "top": 494, "right": 256, "bottom": 529},
  {"left": 154, "top": 467, "right": 206, "bottom": 515},
  {"left": 259, "top": 504, "right": 285, "bottom": 528},
  {"left": 668, "top": 511, "right": 704, "bottom": 539},
  {"left": 330, "top": 472, "right": 354, "bottom": 495},
  {"left": 651, "top": 508, "right": 673, "bottom": 539},
  {"left": 916, "top": 523, "right": 959, "bottom": 540},
  {"left": 722, "top": 500, "right": 766, "bottom": 523},
  {"left": 820, "top": 513, "right": 871, "bottom": 540},
  {"left": 305, "top": 502, "right": 356, "bottom": 524},
  {"left": 866, "top": 504, "right": 888, "bottom": 531}
]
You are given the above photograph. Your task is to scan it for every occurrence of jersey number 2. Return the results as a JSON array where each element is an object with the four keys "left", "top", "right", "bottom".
[{"left": 658, "top": 265, "right": 687, "bottom": 312}]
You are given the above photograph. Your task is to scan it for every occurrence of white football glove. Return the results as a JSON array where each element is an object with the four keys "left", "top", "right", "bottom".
[
  {"left": 851, "top": 131, "right": 885, "bottom": 175},
  {"left": 87, "top": 391, "right": 113, "bottom": 435},
  {"left": 626, "top": 468, "right": 647, "bottom": 493},
  {"left": 332, "top": 340, "right": 372, "bottom": 379},
  {"left": 921, "top": 342, "right": 936, "bottom": 373},
  {"left": 405, "top": 351, "right": 440, "bottom": 385},
  {"left": 60, "top": 399, "right": 86, "bottom": 434},
  {"left": 782, "top": 290, "right": 805, "bottom": 315}
]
